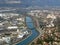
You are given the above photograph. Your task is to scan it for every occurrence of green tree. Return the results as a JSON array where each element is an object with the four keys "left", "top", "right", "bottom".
[
  {"left": 56, "top": 17, "right": 60, "bottom": 32},
  {"left": 36, "top": 38, "right": 43, "bottom": 44},
  {"left": 31, "top": 42, "right": 35, "bottom": 45}
]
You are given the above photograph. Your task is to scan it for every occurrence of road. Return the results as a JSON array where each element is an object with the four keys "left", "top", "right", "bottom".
[{"left": 29, "top": 16, "right": 45, "bottom": 45}]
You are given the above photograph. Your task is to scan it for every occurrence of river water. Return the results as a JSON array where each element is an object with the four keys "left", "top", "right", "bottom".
[{"left": 17, "top": 16, "right": 39, "bottom": 45}]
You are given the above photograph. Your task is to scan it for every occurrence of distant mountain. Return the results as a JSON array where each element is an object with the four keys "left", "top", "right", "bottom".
[{"left": 0, "top": 0, "right": 60, "bottom": 8}]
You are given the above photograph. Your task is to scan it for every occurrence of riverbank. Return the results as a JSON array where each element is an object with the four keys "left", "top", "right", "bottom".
[
  {"left": 29, "top": 28, "right": 44, "bottom": 45},
  {"left": 29, "top": 17, "right": 45, "bottom": 45},
  {"left": 15, "top": 16, "right": 39, "bottom": 45},
  {"left": 12, "top": 30, "right": 32, "bottom": 45}
]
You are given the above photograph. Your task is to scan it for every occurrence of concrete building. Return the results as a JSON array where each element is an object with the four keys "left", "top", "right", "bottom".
[
  {"left": 46, "top": 14, "right": 56, "bottom": 27},
  {"left": 7, "top": 26, "right": 18, "bottom": 29}
]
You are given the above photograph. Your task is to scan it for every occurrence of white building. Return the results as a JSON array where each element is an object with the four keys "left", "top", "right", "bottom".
[
  {"left": 2, "top": 37, "right": 11, "bottom": 43},
  {"left": 17, "top": 30, "right": 29, "bottom": 38},
  {"left": 0, "top": 23, "right": 3, "bottom": 25},
  {"left": 7, "top": 26, "right": 18, "bottom": 29},
  {"left": 0, "top": 13, "right": 5, "bottom": 17},
  {"left": 16, "top": 18, "right": 24, "bottom": 22},
  {"left": 17, "top": 33, "right": 24, "bottom": 38},
  {"left": 47, "top": 14, "right": 56, "bottom": 19},
  {"left": 46, "top": 14, "right": 56, "bottom": 27}
]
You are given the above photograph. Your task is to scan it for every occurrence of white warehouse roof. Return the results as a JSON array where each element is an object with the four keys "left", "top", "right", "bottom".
[{"left": 7, "top": 26, "right": 18, "bottom": 29}]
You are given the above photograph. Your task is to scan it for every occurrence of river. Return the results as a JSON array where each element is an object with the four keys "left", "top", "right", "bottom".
[{"left": 16, "top": 16, "right": 39, "bottom": 45}]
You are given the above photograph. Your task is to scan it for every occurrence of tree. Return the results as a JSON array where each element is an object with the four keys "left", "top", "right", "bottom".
[
  {"left": 56, "top": 17, "right": 60, "bottom": 32},
  {"left": 31, "top": 42, "right": 35, "bottom": 45},
  {"left": 36, "top": 38, "right": 43, "bottom": 45}
]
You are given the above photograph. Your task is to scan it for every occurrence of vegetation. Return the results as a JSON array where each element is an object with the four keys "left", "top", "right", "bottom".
[
  {"left": 36, "top": 38, "right": 43, "bottom": 45},
  {"left": 31, "top": 42, "right": 35, "bottom": 45},
  {"left": 57, "top": 17, "right": 60, "bottom": 32}
]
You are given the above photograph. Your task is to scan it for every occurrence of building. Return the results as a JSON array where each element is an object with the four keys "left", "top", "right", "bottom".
[
  {"left": 46, "top": 14, "right": 56, "bottom": 27},
  {"left": 7, "top": 26, "right": 18, "bottom": 29}
]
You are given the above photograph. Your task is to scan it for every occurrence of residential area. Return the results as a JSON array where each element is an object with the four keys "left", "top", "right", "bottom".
[{"left": 0, "top": 13, "right": 31, "bottom": 45}]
